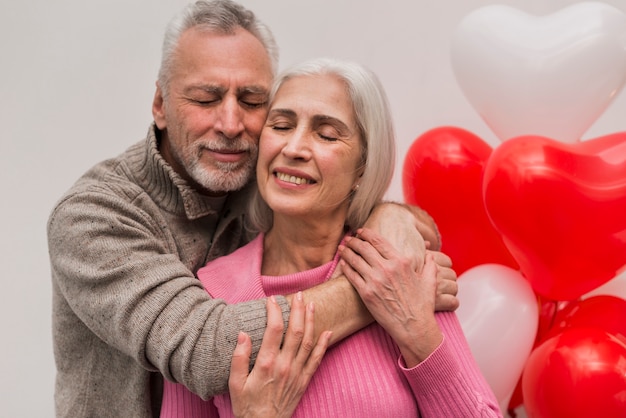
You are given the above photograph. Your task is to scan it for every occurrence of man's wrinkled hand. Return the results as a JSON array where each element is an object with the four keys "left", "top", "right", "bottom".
[{"left": 428, "top": 250, "right": 459, "bottom": 312}]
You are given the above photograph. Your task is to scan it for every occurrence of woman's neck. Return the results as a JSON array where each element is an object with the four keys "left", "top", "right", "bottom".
[{"left": 261, "top": 215, "right": 347, "bottom": 276}]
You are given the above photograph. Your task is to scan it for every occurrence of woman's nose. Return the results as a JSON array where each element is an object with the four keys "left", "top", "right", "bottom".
[{"left": 281, "top": 129, "right": 312, "bottom": 160}]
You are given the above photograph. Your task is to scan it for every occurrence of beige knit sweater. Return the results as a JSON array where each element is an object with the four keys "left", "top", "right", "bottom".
[{"left": 48, "top": 124, "right": 288, "bottom": 417}]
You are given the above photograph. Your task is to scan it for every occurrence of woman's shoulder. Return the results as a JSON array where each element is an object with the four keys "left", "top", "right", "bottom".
[{"left": 197, "top": 234, "right": 264, "bottom": 298}]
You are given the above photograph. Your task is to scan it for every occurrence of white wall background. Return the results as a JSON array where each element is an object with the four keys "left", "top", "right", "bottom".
[{"left": 2, "top": 0, "right": 625, "bottom": 416}]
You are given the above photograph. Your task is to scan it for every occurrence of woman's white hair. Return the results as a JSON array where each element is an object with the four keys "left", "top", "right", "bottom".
[{"left": 249, "top": 57, "right": 396, "bottom": 232}]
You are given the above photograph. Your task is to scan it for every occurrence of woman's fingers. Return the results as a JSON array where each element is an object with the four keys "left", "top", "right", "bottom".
[
  {"left": 280, "top": 292, "right": 306, "bottom": 357},
  {"left": 421, "top": 253, "right": 439, "bottom": 283},
  {"left": 301, "top": 327, "right": 332, "bottom": 380},
  {"left": 339, "top": 254, "right": 367, "bottom": 291},
  {"left": 338, "top": 230, "right": 386, "bottom": 281},
  {"left": 343, "top": 229, "right": 393, "bottom": 265},
  {"left": 257, "top": 296, "right": 286, "bottom": 359},
  {"left": 229, "top": 293, "right": 332, "bottom": 418},
  {"left": 285, "top": 293, "right": 332, "bottom": 371},
  {"left": 229, "top": 331, "right": 253, "bottom": 395},
  {"left": 339, "top": 228, "right": 414, "bottom": 287}
]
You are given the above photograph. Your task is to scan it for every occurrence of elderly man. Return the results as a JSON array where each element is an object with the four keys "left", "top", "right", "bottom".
[{"left": 47, "top": 1, "right": 456, "bottom": 416}]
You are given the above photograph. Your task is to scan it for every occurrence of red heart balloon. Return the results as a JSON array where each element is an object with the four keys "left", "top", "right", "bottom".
[
  {"left": 522, "top": 327, "right": 626, "bottom": 418},
  {"left": 544, "top": 295, "right": 626, "bottom": 342},
  {"left": 507, "top": 297, "right": 562, "bottom": 414},
  {"left": 483, "top": 133, "right": 626, "bottom": 301},
  {"left": 402, "top": 126, "right": 518, "bottom": 275}
]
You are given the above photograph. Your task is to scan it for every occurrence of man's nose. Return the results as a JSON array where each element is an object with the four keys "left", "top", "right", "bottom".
[{"left": 215, "top": 97, "right": 245, "bottom": 139}]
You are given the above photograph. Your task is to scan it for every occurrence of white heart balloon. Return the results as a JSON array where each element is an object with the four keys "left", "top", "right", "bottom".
[
  {"left": 456, "top": 264, "right": 538, "bottom": 411},
  {"left": 451, "top": 2, "right": 626, "bottom": 143}
]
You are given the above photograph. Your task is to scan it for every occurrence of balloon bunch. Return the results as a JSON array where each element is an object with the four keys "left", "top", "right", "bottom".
[{"left": 402, "top": 3, "right": 626, "bottom": 417}]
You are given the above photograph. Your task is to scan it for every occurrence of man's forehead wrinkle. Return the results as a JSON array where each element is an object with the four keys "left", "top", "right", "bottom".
[{"left": 182, "top": 84, "right": 223, "bottom": 94}]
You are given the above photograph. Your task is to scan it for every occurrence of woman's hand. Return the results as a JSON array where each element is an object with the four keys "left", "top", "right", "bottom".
[
  {"left": 338, "top": 228, "right": 444, "bottom": 367},
  {"left": 229, "top": 293, "right": 332, "bottom": 418},
  {"left": 362, "top": 203, "right": 459, "bottom": 312}
]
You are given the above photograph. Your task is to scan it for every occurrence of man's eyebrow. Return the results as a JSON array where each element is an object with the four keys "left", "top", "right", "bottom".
[
  {"left": 237, "top": 85, "right": 270, "bottom": 95},
  {"left": 183, "top": 85, "right": 225, "bottom": 94}
]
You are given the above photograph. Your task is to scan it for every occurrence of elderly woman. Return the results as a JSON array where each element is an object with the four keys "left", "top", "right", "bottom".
[{"left": 161, "top": 58, "right": 502, "bottom": 417}]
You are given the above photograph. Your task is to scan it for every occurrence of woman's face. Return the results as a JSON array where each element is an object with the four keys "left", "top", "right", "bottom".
[{"left": 257, "top": 73, "right": 363, "bottom": 222}]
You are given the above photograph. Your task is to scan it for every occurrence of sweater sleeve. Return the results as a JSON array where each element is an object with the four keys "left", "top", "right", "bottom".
[
  {"left": 400, "top": 312, "right": 503, "bottom": 417},
  {"left": 48, "top": 189, "right": 288, "bottom": 400}
]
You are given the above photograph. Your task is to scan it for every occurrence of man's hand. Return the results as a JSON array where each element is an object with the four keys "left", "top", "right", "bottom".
[
  {"left": 370, "top": 202, "right": 441, "bottom": 251},
  {"left": 364, "top": 203, "right": 427, "bottom": 271},
  {"left": 403, "top": 204, "right": 442, "bottom": 251},
  {"left": 427, "top": 250, "right": 459, "bottom": 312}
]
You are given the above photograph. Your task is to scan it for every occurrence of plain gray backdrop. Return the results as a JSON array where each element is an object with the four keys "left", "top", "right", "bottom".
[{"left": 2, "top": 0, "right": 625, "bottom": 416}]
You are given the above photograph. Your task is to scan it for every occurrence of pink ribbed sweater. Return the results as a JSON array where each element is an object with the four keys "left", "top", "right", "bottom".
[{"left": 161, "top": 234, "right": 502, "bottom": 417}]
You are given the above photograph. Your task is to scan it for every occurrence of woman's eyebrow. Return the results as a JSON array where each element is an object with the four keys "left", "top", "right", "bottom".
[
  {"left": 312, "top": 115, "right": 352, "bottom": 132},
  {"left": 267, "top": 108, "right": 296, "bottom": 118}
]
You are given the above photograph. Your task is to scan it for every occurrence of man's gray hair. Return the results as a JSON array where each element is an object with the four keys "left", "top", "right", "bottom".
[{"left": 157, "top": 0, "right": 279, "bottom": 98}]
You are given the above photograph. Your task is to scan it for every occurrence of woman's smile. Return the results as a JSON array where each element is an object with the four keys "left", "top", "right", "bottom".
[{"left": 274, "top": 170, "right": 316, "bottom": 186}]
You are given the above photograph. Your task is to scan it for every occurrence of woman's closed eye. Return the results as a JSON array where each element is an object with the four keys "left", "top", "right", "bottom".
[
  {"left": 271, "top": 123, "right": 293, "bottom": 132},
  {"left": 318, "top": 133, "right": 338, "bottom": 142},
  {"left": 317, "top": 125, "right": 341, "bottom": 142}
]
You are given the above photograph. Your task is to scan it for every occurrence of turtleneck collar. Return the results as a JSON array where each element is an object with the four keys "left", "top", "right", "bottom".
[{"left": 130, "top": 123, "right": 248, "bottom": 220}]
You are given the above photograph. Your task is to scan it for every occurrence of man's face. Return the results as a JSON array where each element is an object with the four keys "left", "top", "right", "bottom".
[{"left": 153, "top": 27, "right": 273, "bottom": 196}]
